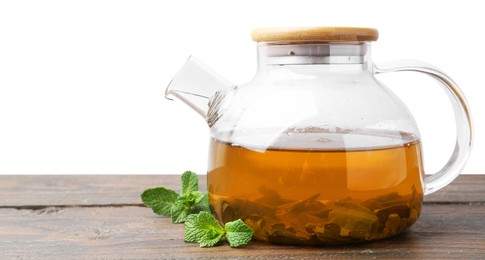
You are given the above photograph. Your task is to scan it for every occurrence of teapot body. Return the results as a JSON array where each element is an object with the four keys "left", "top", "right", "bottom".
[{"left": 207, "top": 43, "right": 424, "bottom": 244}]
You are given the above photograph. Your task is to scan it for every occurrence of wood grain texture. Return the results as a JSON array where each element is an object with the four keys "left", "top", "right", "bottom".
[
  {"left": 0, "top": 175, "right": 484, "bottom": 259},
  {"left": 1, "top": 205, "right": 484, "bottom": 259},
  {"left": 0, "top": 175, "right": 183, "bottom": 207},
  {"left": 0, "top": 175, "right": 483, "bottom": 207}
]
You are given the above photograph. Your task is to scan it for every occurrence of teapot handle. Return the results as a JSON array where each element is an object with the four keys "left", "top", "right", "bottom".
[{"left": 374, "top": 60, "right": 473, "bottom": 195}]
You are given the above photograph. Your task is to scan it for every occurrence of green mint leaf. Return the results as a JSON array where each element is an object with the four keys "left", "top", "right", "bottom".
[
  {"left": 183, "top": 190, "right": 203, "bottom": 205},
  {"left": 184, "top": 211, "right": 225, "bottom": 247},
  {"left": 181, "top": 171, "right": 199, "bottom": 197},
  {"left": 191, "top": 193, "right": 210, "bottom": 214},
  {"left": 225, "top": 219, "right": 254, "bottom": 247},
  {"left": 192, "top": 191, "right": 206, "bottom": 204},
  {"left": 183, "top": 214, "right": 201, "bottom": 243},
  {"left": 171, "top": 191, "right": 207, "bottom": 223},
  {"left": 140, "top": 187, "right": 178, "bottom": 217},
  {"left": 171, "top": 198, "right": 191, "bottom": 223}
]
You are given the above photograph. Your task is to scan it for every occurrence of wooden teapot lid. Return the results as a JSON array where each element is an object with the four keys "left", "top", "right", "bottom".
[{"left": 251, "top": 27, "right": 379, "bottom": 42}]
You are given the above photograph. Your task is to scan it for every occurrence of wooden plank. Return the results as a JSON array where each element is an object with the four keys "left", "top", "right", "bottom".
[
  {"left": 1, "top": 204, "right": 484, "bottom": 259},
  {"left": 425, "top": 174, "right": 485, "bottom": 203},
  {"left": 0, "top": 175, "right": 483, "bottom": 207},
  {"left": 0, "top": 175, "right": 184, "bottom": 207}
]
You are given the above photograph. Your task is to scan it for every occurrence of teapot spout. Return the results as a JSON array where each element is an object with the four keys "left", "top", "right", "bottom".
[{"left": 165, "top": 56, "right": 233, "bottom": 121}]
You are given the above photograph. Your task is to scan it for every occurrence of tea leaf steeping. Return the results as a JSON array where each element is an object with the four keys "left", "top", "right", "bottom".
[{"left": 208, "top": 138, "right": 424, "bottom": 244}]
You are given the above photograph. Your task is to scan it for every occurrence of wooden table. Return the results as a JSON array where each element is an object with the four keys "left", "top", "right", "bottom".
[{"left": 1, "top": 175, "right": 484, "bottom": 259}]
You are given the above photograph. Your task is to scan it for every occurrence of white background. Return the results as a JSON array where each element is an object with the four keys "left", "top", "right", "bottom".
[{"left": 0, "top": 0, "right": 483, "bottom": 175}]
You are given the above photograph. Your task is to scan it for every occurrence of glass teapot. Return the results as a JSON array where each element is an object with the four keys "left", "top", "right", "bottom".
[{"left": 165, "top": 27, "right": 472, "bottom": 244}]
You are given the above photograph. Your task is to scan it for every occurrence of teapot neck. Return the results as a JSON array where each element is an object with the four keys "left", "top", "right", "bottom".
[{"left": 257, "top": 42, "right": 373, "bottom": 71}]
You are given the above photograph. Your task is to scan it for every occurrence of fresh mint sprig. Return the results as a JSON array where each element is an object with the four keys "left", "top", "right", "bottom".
[
  {"left": 141, "top": 171, "right": 253, "bottom": 247},
  {"left": 184, "top": 212, "right": 253, "bottom": 248},
  {"left": 141, "top": 171, "right": 209, "bottom": 223}
]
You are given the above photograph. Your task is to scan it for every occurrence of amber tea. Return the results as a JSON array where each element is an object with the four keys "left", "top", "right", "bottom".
[{"left": 208, "top": 131, "right": 424, "bottom": 244}]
